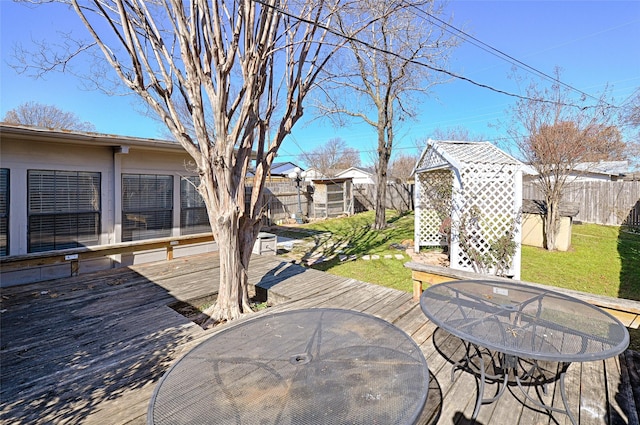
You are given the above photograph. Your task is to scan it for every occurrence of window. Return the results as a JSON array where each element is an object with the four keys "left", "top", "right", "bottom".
[
  {"left": 122, "top": 174, "right": 173, "bottom": 241},
  {"left": 0, "top": 169, "right": 8, "bottom": 256},
  {"left": 180, "top": 176, "right": 210, "bottom": 235},
  {"left": 28, "top": 170, "right": 101, "bottom": 253}
]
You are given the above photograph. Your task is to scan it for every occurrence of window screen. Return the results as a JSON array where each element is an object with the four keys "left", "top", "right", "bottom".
[
  {"left": 27, "top": 170, "right": 101, "bottom": 252},
  {"left": 0, "top": 169, "right": 8, "bottom": 256},
  {"left": 122, "top": 174, "right": 173, "bottom": 241},
  {"left": 180, "top": 176, "right": 210, "bottom": 235}
]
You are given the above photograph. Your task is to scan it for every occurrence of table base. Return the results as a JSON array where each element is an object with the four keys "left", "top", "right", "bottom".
[{"left": 452, "top": 342, "right": 577, "bottom": 425}]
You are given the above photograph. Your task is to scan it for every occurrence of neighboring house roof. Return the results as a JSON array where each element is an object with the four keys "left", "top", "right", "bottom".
[
  {"left": 336, "top": 166, "right": 373, "bottom": 176},
  {"left": 269, "top": 162, "right": 304, "bottom": 176},
  {"left": 522, "top": 160, "right": 631, "bottom": 179},
  {"left": 574, "top": 160, "right": 630, "bottom": 175},
  {"left": 302, "top": 168, "right": 328, "bottom": 180}
]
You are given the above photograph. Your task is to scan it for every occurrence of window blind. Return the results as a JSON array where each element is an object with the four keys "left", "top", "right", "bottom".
[
  {"left": 0, "top": 168, "right": 8, "bottom": 256},
  {"left": 180, "top": 176, "right": 210, "bottom": 235},
  {"left": 122, "top": 174, "right": 173, "bottom": 241},
  {"left": 27, "top": 170, "right": 101, "bottom": 252}
]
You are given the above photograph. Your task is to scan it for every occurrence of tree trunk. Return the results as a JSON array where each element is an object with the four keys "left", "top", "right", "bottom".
[
  {"left": 201, "top": 210, "right": 256, "bottom": 325},
  {"left": 543, "top": 198, "right": 560, "bottom": 251},
  {"left": 215, "top": 242, "right": 250, "bottom": 317},
  {"left": 373, "top": 181, "right": 387, "bottom": 230},
  {"left": 373, "top": 121, "right": 392, "bottom": 230}
]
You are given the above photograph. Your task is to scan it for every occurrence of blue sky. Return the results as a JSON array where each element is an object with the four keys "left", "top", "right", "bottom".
[{"left": 2, "top": 1, "right": 639, "bottom": 165}]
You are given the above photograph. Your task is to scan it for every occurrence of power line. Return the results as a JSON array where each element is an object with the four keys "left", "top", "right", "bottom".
[
  {"left": 251, "top": 0, "right": 613, "bottom": 110},
  {"left": 620, "top": 87, "right": 640, "bottom": 106},
  {"left": 278, "top": 135, "right": 517, "bottom": 161},
  {"left": 404, "top": 1, "right": 612, "bottom": 106}
]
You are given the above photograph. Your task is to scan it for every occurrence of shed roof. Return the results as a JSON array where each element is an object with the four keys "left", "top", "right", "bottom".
[
  {"left": 522, "top": 199, "right": 580, "bottom": 217},
  {"left": 311, "top": 177, "right": 352, "bottom": 184}
]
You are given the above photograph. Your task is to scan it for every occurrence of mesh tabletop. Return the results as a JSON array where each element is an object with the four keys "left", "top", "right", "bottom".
[
  {"left": 148, "top": 308, "right": 429, "bottom": 425},
  {"left": 420, "top": 280, "right": 629, "bottom": 362}
]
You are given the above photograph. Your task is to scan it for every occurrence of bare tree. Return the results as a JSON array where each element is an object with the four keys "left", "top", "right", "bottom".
[
  {"left": 16, "top": 0, "right": 361, "bottom": 323},
  {"left": 299, "top": 137, "right": 360, "bottom": 177},
  {"left": 622, "top": 89, "right": 640, "bottom": 129},
  {"left": 508, "top": 71, "right": 621, "bottom": 250},
  {"left": 620, "top": 89, "right": 640, "bottom": 168},
  {"left": 389, "top": 152, "right": 418, "bottom": 183},
  {"left": 315, "top": 0, "right": 457, "bottom": 229},
  {"left": 3, "top": 101, "right": 96, "bottom": 132},
  {"left": 428, "top": 126, "right": 485, "bottom": 142}
]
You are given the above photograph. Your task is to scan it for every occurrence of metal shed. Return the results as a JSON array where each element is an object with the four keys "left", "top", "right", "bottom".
[{"left": 413, "top": 140, "right": 524, "bottom": 279}]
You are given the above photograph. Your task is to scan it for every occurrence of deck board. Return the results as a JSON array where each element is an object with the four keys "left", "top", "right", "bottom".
[{"left": 1, "top": 252, "right": 638, "bottom": 424}]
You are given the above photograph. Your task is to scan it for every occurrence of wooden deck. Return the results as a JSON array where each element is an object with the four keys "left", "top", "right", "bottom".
[{"left": 1, "top": 252, "right": 638, "bottom": 425}]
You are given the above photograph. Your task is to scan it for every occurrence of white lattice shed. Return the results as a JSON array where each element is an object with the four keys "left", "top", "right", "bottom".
[{"left": 413, "top": 140, "right": 523, "bottom": 279}]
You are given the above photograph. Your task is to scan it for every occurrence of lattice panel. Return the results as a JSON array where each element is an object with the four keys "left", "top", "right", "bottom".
[
  {"left": 414, "top": 140, "right": 522, "bottom": 278},
  {"left": 416, "top": 170, "right": 452, "bottom": 247},
  {"left": 416, "top": 146, "right": 448, "bottom": 171},
  {"left": 452, "top": 163, "right": 519, "bottom": 274}
]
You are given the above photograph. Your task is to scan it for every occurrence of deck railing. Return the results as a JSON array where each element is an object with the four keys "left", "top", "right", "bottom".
[
  {"left": 0, "top": 233, "right": 215, "bottom": 277},
  {"left": 405, "top": 261, "right": 640, "bottom": 328}
]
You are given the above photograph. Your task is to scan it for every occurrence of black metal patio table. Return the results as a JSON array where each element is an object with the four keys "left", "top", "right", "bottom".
[
  {"left": 420, "top": 279, "right": 629, "bottom": 425},
  {"left": 148, "top": 308, "right": 429, "bottom": 425}
]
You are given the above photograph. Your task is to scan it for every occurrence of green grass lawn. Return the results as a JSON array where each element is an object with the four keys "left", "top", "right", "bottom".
[
  {"left": 277, "top": 210, "right": 416, "bottom": 292},
  {"left": 273, "top": 211, "right": 640, "bottom": 301},
  {"left": 521, "top": 223, "right": 640, "bottom": 300}
]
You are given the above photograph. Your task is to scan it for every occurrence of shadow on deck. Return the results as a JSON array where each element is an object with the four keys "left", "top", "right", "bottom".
[{"left": 0, "top": 252, "right": 638, "bottom": 424}]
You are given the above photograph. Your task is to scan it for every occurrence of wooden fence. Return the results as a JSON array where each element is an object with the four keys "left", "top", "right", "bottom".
[
  {"left": 259, "top": 179, "right": 309, "bottom": 223},
  {"left": 353, "top": 183, "right": 414, "bottom": 213},
  {"left": 260, "top": 179, "right": 639, "bottom": 227},
  {"left": 523, "top": 180, "right": 640, "bottom": 226},
  {"left": 259, "top": 180, "right": 414, "bottom": 223}
]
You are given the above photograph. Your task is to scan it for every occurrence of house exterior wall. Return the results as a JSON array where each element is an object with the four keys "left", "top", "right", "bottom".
[
  {"left": 0, "top": 128, "right": 216, "bottom": 285},
  {"left": 2, "top": 138, "right": 116, "bottom": 255}
]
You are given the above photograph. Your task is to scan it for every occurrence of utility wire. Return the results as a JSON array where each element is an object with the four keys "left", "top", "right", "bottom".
[
  {"left": 619, "top": 87, "right": 640, "bottom": 106},
  {"left": 404, "top": 1, "right": 612, "bottom": 106},
  {"left": 251, "top": 0, "right": 612, "bottom": 110},
  {"left": 279, "top": 134, "right": 517, "bottom": 161}
]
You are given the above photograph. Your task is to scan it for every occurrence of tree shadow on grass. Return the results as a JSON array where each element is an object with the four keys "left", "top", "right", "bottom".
[
  {"left": 617, "top": 223, "right": 640, "bottom": 301},
  {"left": 275, "top": 212, "right": 413, "bottom": 268}
]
